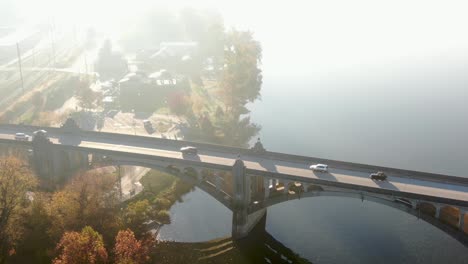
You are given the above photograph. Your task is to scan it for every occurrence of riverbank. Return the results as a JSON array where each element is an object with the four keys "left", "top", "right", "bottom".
[
  {"left": 125, "top": 169, "right": 194, "bottom": 226},
  {"left": 152, "top": 235, "right": 310, "bottom": 264}
]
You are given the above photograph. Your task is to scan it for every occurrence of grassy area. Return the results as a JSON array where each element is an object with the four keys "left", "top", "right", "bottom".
[
  {"left": 156, "top": 121, "right": 172, "bottom": 133},
  {"left": 156, "top": 107, "right": 171, "bottom": 115},
  {"left": 0, "top": 74, "right": 77, "bottom": 125},
  {"left": 135, "top": 170, "right": 177, "bottom": 201},
  {"left": 126, "top": 169, "right": 194, "bottom": 223}
]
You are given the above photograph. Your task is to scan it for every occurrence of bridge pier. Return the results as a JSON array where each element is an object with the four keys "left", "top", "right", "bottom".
[
  {"left": 264, "top": 178, "right": 270, "bottom": 199},
  {"left": 459, "top": 211, "right": 465, "bottom": 231},
  {"left": 231, "top": 158, "right": 266, "bottom": 239},
  {"left": 270, "top": 179, "right": 276, "bottom": 189},
  {"left": 32, "top": 134, "right": 88, "bottom": 180},
  {"left": 215, "top": 173, "right": 222, "bottom": 192},
  {"left": 435, "top": 204, "right": 442, "bottom": 219},
  {"left": 282, "top": 180, "right": 290, "bottom": 194}
]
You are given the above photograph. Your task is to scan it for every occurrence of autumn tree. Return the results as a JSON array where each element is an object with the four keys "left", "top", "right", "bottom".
[
  {"left": 217, "top": 114, "right": 260, "bottom": 147},
  {"left": 53, "top": 226, "right": 108, "bottom": 264},
  {"left": 199, "top": 113, "right": 215, "bottom": 139},
  {"left": 0, "top": 157, "right": 37, "bottom": 264},
  {"left": 12, "top": 193, "right": 53, "bottom": 264},
  {"left": 31, "top": 91, "right": 44, "bottom": 110},
  {"left": 47, "top": 172, "right": 122, "bottom": 243},
  {"left": 76, "top": 81, "right": 99, "bottom": 111},
  {"left": 95, "top": 39, "right": 128, "bottom": 80},
  {"left": 123, "top": 200, "right": 154, "bottom": 239},
  {"left": 220, "top": 29, "right": 262, "bottom": 114},
  {"left": 114, "top": 229, "right": 153, "bottom": 264},
  {"left": 167, "top": 91, "right": 192, "bottom": 115},
  {"left": 200, "top": 29, "right": 263, "bottom": 147}
]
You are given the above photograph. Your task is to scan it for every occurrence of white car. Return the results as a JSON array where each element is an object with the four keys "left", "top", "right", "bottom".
[
  {"left": 14, "top": 133, "right": 29, "bottom": 141},
  {"left": 310, "top": 164, "right": 328, "bottom": 172},
  {"left": 180, "top": 146, "right": 198, "bottom": 155}
]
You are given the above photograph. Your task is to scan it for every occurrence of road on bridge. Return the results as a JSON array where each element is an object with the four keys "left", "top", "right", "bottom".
[{"left": 1, "top": 127, "right": 468, "bottom": 204}]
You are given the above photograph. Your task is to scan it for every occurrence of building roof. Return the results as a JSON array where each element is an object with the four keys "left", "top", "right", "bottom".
[{"left": 102, "top": 96, "right": 114, "bottom": 103}]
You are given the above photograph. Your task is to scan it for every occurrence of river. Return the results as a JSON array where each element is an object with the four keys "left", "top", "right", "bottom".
[
  {"left": 156, "top": 53, "right": 468, "bottom": 264},
  {"left": 158, "top": 3, "right": 468, "bottom": 262}
]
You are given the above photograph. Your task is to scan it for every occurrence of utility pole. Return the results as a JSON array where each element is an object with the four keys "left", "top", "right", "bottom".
[
  {"left": 16, "top": 42, "right": 24, "bottom": 93},
  {"left": 32, "top": 47, "right": 36, "bottom": 67},
  {"left": 50, "top": 17, "right": 56, "bottom": 68},
  {"left": 118, "top": 165, "right": 122, "bottom": 200},
  {"left": 84, "top": 53, "right": 88, "bottom": 75}
]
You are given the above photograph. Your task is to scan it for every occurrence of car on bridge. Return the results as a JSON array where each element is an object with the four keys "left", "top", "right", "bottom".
[
  {"left": 309, "top": 164, "right": 328, "bottom": 172},
  {"left": 14, "top": 132, "right": 29, "bottom": 141},
  {"left": 32, "top": 130, "right": 47, "bottom": 139},
  {"left": 370, "top": 171, "right": 387, "bottom": 181},
  {"left": 180, "top": 146, "right": 198, "bottom": 155}
]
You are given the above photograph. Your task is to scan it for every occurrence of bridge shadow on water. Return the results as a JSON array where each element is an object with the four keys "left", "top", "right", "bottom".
[
  {"left": 233, "top": 214, "right": 312, "bottom": 264},
  {"left": 153, "top": 214, "right": 312, "bottom": 264}
]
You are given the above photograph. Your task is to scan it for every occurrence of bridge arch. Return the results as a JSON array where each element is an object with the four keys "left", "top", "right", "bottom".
[
  {"left": 86, "top": 158, "right": 234, "bottom": 211},
  {"left": 418, "top": 202, "right": 437, "bottom": 217},
  {"left": 249, "top": 189, "right": 468, "bottom": 246},
  {"left": 440, "top": 206, "right": 460, "bottom": 229}
]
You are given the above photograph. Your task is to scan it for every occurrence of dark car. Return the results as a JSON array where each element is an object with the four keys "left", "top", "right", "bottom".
[
  {"left": 143, "top": 120, "right": 154, "bottom": 133},
  {"left": 370, "top": 171, "right": 387, "bottom": 181},
  {"left": 180, "top": 146, "right": 197, "bottom": 155},
  {"left": 33, "top": 129, "right": 47, "bottom": 139}
]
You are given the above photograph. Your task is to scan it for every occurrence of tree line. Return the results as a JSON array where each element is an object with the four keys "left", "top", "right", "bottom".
[{"left": 0, "top": 156, "right": 157, "bottom": 264}]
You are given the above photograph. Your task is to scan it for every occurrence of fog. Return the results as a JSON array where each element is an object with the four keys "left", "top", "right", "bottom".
[
  {"left": 4, "top": 0, "right": 468, "bottom": 73},
  {"left": 1, "top": 1, "right": 468, "bottom": 263}
]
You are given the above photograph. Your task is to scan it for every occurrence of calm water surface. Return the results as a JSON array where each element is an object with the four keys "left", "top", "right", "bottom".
[{"left": 158, "top": 31, "right": 468, "bottom": 263}]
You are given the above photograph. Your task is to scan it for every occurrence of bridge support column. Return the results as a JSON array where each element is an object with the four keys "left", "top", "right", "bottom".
[
  {"left": 435, "top": 204, "right": 441, "bottom": 219},
  {"left": 409, "top": 200, "right": 418, "bottom": 209},
  {"left": 232, "top": 208, "right": 267, "bottom": 240},
  {"left": 215, "top": 174, "right": 222, "bottom": 192},
  {"left": 264, "top": 178, "right": 270, "bottom": 199},
  {"left": 459, "top": 211, "right": 465, "bottom": 231},
  {"left": 302, "top": 183, "right": 308, "bottom": 192},
  {"left": 231, "top": 158, "right": 266, "bottom": 239},
  {"left": 283, "top": 180, "right": 290, "bottom": 194},
  {"left": 271, "top": 179, "right": 277, "bottom": 189}
]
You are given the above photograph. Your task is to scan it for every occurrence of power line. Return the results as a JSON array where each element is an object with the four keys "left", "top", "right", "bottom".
[{"left": 16, "top": 42, "right": 24, "bottom": 93}]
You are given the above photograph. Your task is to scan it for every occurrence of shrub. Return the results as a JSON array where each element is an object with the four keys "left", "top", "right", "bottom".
[{"left": 156, "top": 210, "right": 170, "bottom": 224}]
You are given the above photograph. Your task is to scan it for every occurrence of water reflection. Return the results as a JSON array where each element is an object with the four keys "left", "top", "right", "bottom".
[{"left": 159, "top": 188, "right": 468, "bottom": 264}]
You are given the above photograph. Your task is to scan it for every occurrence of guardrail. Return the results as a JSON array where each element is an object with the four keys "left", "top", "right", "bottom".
[{"left": 1, "top": 123, "right": 467, "bottom": 186}]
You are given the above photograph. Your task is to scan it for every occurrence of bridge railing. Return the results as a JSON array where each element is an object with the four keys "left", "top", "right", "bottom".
[{"left": 79, "top": 128, "right": 468, "bottom": 186}]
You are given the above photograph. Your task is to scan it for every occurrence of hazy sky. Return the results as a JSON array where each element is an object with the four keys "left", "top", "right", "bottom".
[{"left": 8, "top": 0, "right": 468, "bottom": 74}]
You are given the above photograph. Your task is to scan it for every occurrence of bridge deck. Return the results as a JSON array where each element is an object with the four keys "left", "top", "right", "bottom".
[{"left": 1, "top": 127, "right": 468, "bottom": 205}]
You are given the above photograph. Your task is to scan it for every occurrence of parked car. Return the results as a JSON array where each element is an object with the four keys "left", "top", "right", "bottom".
[
  {"left": 143, "top": 120, "right": 154, "bottom": 132},
  {"left": 180, "top": 146, "right": 198, "bottom": 155},
  {"left": 14, "top": 133, "right": 29, "bottom": 141},
  {"left": 309, "top": 164, "right": 328, "bottom": 172},
  {"left": 370, "top": 171, "right": 387, "bottom": 181}
]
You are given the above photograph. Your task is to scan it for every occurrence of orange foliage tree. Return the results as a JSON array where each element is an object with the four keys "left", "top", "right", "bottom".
[
  {"left": 53, "top": 226, "right": 108, "bottom": 264},
  {"left": 114, "top": 229, "right": 153, "bottom": 264},
  {"left": 0, "top": 157, "right": 37, "bottom": 264}
]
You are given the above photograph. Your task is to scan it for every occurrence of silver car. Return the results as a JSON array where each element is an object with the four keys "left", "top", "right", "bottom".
[
  {"left": 14, "top": 133, "right": 29, "bottom": 141},
  {"left": 309, "top": 164, "right": 328, "bottom": 172}
]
